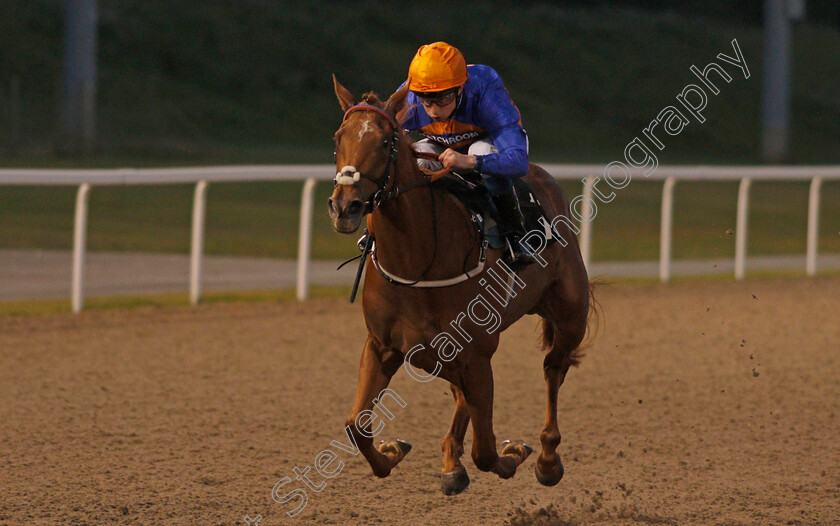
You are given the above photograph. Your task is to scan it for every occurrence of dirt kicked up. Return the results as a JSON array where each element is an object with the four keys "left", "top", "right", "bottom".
[{"left": 1, "top": 277, "right": 838, "bottom": 526}]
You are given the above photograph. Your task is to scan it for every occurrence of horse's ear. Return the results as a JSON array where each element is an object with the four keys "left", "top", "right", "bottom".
[
  {"left": 394, "top": 102, "right": 412, "bottom": 126},
  {"left": 333, "top": 74, "right": 356, "bottom": 112},
  {"left": 384, "top": 83, "right": 410, "bottom": 120}
]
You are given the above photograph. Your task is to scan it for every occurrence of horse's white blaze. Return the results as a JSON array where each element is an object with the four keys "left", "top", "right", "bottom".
[
  {"left": 335, "top": 165, "right": 361, "bottom": 186},
  {"left": 357, "top": 117, "right": 373, "bottom": 141}
]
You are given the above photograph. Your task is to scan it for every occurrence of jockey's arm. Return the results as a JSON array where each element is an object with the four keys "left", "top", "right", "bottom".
[
  {"left": 438, "top": 124, "right": 528, "bottom": 175},
  {"left": 470, "top": 66, "right": 530, "bottom": 178},
  {"left": 438, "top": 148, "right": 476, "bottom": 171},
  {"left": 474, "top": 123, "right": 529, "bottom": 177}
]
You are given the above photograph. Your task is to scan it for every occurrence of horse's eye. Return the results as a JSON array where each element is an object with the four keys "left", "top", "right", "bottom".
[{"left": 382, "top": 139, "right": 389, "bottom": 148}]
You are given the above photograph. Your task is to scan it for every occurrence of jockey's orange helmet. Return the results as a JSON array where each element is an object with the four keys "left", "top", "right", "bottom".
[{"left": 407, "top": 42, "right": 468, "bottom": 94}]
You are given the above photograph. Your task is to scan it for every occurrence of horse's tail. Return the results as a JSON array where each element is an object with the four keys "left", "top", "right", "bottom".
[
  {"left": 539, "top": 279, "right": 604, "bottom": 367},
  {"left": 574, "top": 279, "right": 604, "bottom": 365}
]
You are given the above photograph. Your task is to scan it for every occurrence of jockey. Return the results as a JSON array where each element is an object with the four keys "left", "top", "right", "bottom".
[{"left": 400, "top": 41, "right": 535, "bottom": 268}]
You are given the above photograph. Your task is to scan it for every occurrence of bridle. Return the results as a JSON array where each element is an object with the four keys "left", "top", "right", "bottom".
[
  {"left": 335, "top": 103, "right": 428, "bottom": 212},
  {"left": 335, "top": 101, "right": 486, "bottom": 292}
]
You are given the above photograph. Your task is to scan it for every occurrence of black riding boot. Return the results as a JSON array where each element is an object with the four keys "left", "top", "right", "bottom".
[{"left": 491, "top": 188, "right": 536, "bottom": 269}]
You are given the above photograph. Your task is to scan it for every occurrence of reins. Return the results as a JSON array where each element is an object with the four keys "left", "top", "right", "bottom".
[
  {"left": 413, "top": 151, "right": 451, "bottom": 181},
  {"left": 337, "top": 102, "right": 485, "bottom": 296}
]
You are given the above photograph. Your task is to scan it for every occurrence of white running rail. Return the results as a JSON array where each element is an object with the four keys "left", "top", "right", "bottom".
[{"left": 1, "top": 164, "right": 838, "bottom": 312}]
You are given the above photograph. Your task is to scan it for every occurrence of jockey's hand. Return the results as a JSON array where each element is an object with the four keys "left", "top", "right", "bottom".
[{"left": 438, "top": 149, "right": 477, "bottom": 171}]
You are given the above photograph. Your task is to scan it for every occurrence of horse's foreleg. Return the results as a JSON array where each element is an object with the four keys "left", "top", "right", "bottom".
[
  {"left": 463, "top": 358, "right": 532, "bottom": 480},
  {"left": 440, "top": 383, "right": 471, "bottom": 495},
  {"left": 345, "top": 336, "right": 409, "bottom": 478}
]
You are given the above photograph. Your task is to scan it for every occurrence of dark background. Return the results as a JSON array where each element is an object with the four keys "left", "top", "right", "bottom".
[{"left": 1, "top": 0, "right": 838, "bottom": 165}]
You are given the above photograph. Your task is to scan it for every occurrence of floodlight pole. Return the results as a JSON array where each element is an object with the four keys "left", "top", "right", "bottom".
[
  {"left": 62, "top": 0, "right": 98, "bottom": 151},
  {"left": 761, "top": 0, "right": 803, "bottom": 162}
]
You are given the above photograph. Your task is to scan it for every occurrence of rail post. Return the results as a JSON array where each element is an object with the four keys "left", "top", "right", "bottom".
[
  {"left": 660, "top": 177, "right": 676, "bottom": 282},
  {"left": 735, "top": 177, "right": 752, "bottom": 281},
  {"left": 297, "top": 178, "right": 317, "bottom": 300},
  {"left": 71, "top": 183, "right": 91, "bottom": 313},
  {"left": 190, "top": 180, "right": 209, "bottom": 305},
  {"left": 579, "top": 177, "right": 594, "bottom": 271},
  {"left": 806, "top": 176, "right": 823, "bottom": 277}
]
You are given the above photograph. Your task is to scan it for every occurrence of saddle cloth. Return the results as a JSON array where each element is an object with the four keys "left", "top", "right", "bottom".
[{"left": 431, "top": 171, "right": 556, "bottom": 253}]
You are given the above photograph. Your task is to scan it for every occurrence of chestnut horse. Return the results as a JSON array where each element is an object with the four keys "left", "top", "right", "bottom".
[{"left": 329, "top": 76, "right": 593, "bottom": 495}]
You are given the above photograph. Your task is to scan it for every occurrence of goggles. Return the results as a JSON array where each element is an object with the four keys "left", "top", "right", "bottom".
[{"left": 415, "top": 89, "right": 458, "bottom": 107}]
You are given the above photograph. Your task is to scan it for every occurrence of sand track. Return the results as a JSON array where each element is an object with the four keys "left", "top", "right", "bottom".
[{"left": 1, "top": 278, "right": 839, "bottom": 525}]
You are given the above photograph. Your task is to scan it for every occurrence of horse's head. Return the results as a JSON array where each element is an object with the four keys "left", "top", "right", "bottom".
[{"left": 328, "top": 75, "right": 409, "bottom": 233}]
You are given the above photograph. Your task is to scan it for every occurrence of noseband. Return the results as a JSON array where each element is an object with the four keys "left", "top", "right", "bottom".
[
  {"left": 336, "top": 103, "right": 427, "bottom": 211},
  {"left": 335, "top": 102, "right": 486, "bottom": 292}
]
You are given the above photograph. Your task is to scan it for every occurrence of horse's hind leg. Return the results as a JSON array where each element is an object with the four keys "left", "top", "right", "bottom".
[
  {"left": 535, "top": 282, "right": 589, "bottom": 486},
  {"left": 440, "top": 383, "right": 470, "bottom": 495},
  {"left": 345, "top": 335, "right": 412, "bottom": 478}
]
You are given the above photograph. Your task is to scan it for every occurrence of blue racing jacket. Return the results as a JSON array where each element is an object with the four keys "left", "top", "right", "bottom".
[{"left": 400, "top": 64, "right": 529, "bottom": 178}]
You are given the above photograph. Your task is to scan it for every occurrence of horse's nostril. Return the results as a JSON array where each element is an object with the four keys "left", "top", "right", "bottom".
[
  {"left": 347, "top": 200, "right": 364, "bottom": 215},
  {"left": 328, "top": 198, "right": 336, "bottom": 214}
]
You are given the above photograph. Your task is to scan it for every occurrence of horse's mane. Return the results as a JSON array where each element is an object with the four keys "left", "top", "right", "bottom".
[
  {"left": 361, "top": 92, "right": 383, "bottom": 106},
  {"left": 361, "top": 91, "right": 414, "bottom": 126},
  {"left": 343, "top": 91, "right": 443, "bottom": 176},
  {"left": 335, "top": 92, "right": 385, "bottom": 137}
]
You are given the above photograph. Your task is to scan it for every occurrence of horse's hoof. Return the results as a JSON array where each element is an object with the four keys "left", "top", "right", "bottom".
[
  {"left": 535, "top": 459, "right": 565, "bottom": 487},
  {"left": 440, "top": 468, "right": 470, "bottom": 496},
  {"left": 395, "top": 439, "right": 412, "bottom": 456},
  {"left": 501, "top": 440, "right": 533, "bottom": 462},
  {"left": 379, "top": 439, "right": 412, "bottom": 456}
]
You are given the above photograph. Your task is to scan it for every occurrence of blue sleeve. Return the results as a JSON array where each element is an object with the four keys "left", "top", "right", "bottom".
[
  {"left": 478, "top": 124, "right": 529, "bottom": 177},
  {"left": 473, "top": 68, "right": 529, "bottom": 177},
  {"left": 400, "top": 90, "right": 421, "bottom": 131}
]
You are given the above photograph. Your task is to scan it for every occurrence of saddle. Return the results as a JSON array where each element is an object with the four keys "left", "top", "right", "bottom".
[
  {"left": 431, "top": 171, "right": 555, "bottom": 253},
  {"left": 343, "top": 170, "right": 554, "bottom": 302}
]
